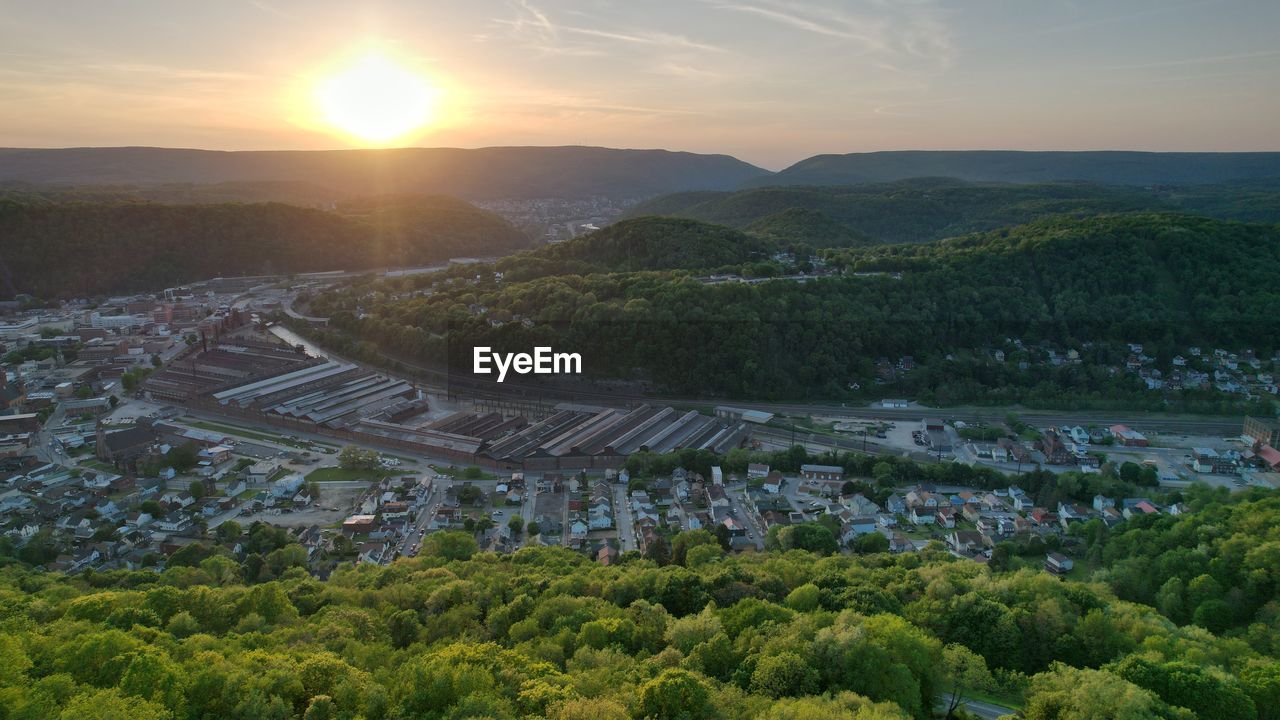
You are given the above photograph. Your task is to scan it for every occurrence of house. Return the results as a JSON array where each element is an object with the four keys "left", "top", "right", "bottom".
[
  {"left": 840, "top": 516, "right": 878, "bottom": 545},
  {"left": 1092, "top": 494, "right": 1115, "bottom": 511},
  {"left": 198, "top": 444, "right": 232, "bottom": 465},
  {"left": 935, "top": 507, "right": 956, "bottom": 528},
  {"left": 1122, "top": 499, "right": 1161, "bottom": 519},
  {"left": 705, "top": 484, "right": 730, "bottom": 508},
  {"left": 906, "top": 489, "right": 939, "bottom": 509},
  {"left": 1028, "top": 507, "right": 1055, "bottom": 525},
  {"left": 1036, "top": 431, "right": 1075, "bottom": 465},
  {"left": 747, "top": 463, "right": 770, "bottom": 480},
  {"left": 885, "top": 493, "right": 906, "bottom": 514},
  {"left": 156, "top": 513, "right": 190, "bottom": 533},
  {"left": 381, "top": 501, "right": 409, "bottom": 520},
  {"left": 1110, "top": 424, "right": 1149, "bottom": 447},
  {"left": 588, "top": 505, "right": 613, "bottom": 530},
  {"left": 908, "top": 506, "right": 932, "bottom": 526},
  {"left": 1009, "top": 489, "right": 1033, "bottom": 511},
  {"left": 1254, "top": 444, "right": 1280, "bottom": 472},
  {"left": 762, "top": 470, "right": 784, "bottom": 494},
  {"left": 1191, "top": 447, "right": 1235, "bottom": 475},
  {"left": 1045, "top": 552, "right": 1074, "bottom": 575},
  {"left": 800, "top": 464, "right": 843, "bottom": 482},
  {"left": 342, "top": 514, "right": 377, "bottom": 534},
  {"left": 272, "top": 474, "right": 306, "bottom": 498},
  {"left": 596, "top": 545, "right": 619, "bottom": 565},
  {"left": 885, "top": 530, "right": 916, "bottom": 550},
  {"left": 948, "top": 530, "right": 983, "bottom": 555},
  {"left": 998, "top": 438, "right": 1033, "bottom": 464},
  {"left": 357, "top": 542, "right": 389, "bottom": 564},
  {"left": 842, "top": 493, "right": 880, "bottom": 516},
  {"left": 1057, "top": 503, "right": 1091, "bottom": 524},
  {"left": 721, "top": 516, "right": 747, "bottom": 537}
]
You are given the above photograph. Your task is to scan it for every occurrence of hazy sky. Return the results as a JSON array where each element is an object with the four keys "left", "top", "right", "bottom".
[{"left": 2, "top": 0, "right": 1277, "bottom": 168}]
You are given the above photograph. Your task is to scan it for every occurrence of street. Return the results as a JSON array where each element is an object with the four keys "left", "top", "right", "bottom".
[{"left": 612, "top": 482, "right": 635, "bottom": 553}]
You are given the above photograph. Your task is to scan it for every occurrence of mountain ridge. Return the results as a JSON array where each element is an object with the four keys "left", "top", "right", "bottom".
[
  {"left": 754, "top": 150, "right": 1280, "bottom": 187},
  {"left": 0, "top": 145, "right": 770, "bottom": 201}
]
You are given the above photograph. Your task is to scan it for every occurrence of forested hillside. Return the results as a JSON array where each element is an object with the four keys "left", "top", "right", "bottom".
[
  {"left": 0, "top": 180, "right": 346, "bottom": 206},
  {"left": 0, "top": 195, "right": 529, "bottom": 298},
  {"left": 625, "top": 179, "right": 1280, "bottom": 245},
  {"left": 312, "top": 214, "right": 1280, "bottom": 409},
  {"left": 751, "top": 150, "right": 1280, "bottom": 187},
  {"left": 0, "top": 146, "right": 770, "bottom": 201},
  {"left": 0, "top": 476, "right": 1277, "bottom": 720},
  {"left": 499, "top": 217, "right": 770, "bottom": 280}
]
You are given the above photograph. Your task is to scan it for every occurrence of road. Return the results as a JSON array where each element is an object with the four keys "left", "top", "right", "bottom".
[
  {"left": 613, "top": 483, "right": 636, "bottom": 552},
  {"left": 935, "top": 694, "right": 1017, "bottom": 720},
  {"left": 397, "top": 482, "right": 445, "bottom": 558},
  {"left": 520, "top": 480, "right": 538, "bottom": 546},
  {"left": 726, "top": 484, "right": 766, "bottom": 550},
  {"left": 281, "top": 294, "right": 330, "bottom": 324}
]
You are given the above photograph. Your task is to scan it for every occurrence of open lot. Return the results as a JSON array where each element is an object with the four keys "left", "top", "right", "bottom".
[{"left": 236, "top": 482, "right": 369, "bottom": 528}]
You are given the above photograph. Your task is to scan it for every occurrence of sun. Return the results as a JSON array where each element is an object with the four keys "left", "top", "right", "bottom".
[{"left": 315, "top": 52, "right": 439, "bottom": 145}]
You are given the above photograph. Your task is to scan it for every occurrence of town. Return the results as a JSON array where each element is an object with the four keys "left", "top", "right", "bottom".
[{"left": 3, "top": 278, "right": 1279, "bottom": 579}]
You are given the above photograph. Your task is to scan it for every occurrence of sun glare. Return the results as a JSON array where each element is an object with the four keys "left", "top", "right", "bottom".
[{"left": 315, "top": 52, "right": 438, "bottom": 145}]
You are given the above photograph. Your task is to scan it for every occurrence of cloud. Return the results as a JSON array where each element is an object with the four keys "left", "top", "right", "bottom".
[
  {"left": 1110, "top": 48, "right": 1280, "bottom": 70},
  {"left": 703, "top": 0, "right": 885, "bottom": 48},
  {"left": 699, "top": 0, "right": 953, "bottom": 70},
  {"left": 82, "top": 63, "right": 253, "bottom": 82},
  {"left": 246, "top": 0, "right": 293, "bottom": 20},
  {"left": 1031, "top": 0, "right": 1219, "bottom": 37},
  {"left": 562, "top": 26, "right": 725, "bottom": 54},
  {"left": 491, "top": 0, "right": 722, "bottom": 57}
]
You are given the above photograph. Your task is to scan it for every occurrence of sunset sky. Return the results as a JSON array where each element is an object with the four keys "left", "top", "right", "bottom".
[{"left": 2, "top": 0, "right": 1277, "bottom": 168}]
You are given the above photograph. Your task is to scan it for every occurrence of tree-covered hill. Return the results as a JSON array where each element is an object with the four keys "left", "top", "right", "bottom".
[
  {"left": 624, "top": 179, "right": 1280, "bottom": 246},
  {"left": 319, "top": 213, "right": 1280, "bottom": 406},
  {"left": 0, "top": 145, "right": 770, "bottom": 201},
  {"left": 751, "top": 150, "right": 1280, "bottom": 187},
  {"left": 744, "top": 208, "right": 873, "bottom": 247},
  {"left": 829, "top": 213, "right": 1280, "bottom": 343},
  {"left": 494, "top": 217, "right": 772, "bottom": 281},
  {"left": 0, "top": 195, "right": 530, "bottom": 298},
  {"left": 0, "top": 180, "right": 347, "bottom": 206},
  {"left": 0, "top": 480, "right": 1277, "bottom": 720}
]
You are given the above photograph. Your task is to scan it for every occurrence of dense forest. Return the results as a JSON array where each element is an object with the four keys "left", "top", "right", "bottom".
[
  {"left": 0, "top": 468, "right": 1277, "bottom": 720},
  {"left": 0, "top": 180, "right": 346, "bottom": 207},
  {"left": 0, "top": 195, "right": 529, "bottom": 298},
  {"left": 625, "top": 179, "right": 1280, "bottom": 246},
  {"left": 749, "top": 150, "right": 1280, "bottom": 187},
  {"left": 504, "top": 217, "right": 772, "bottom": 278},
  {"left": 309, "top": 214, "right": 1280, "bottom": 409}
]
